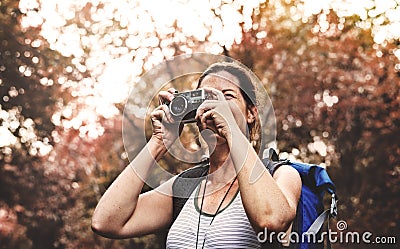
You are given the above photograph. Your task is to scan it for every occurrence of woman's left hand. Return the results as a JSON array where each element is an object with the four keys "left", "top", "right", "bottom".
[{"left": 195, "top": 87, "right": 247, "bottom": 141}]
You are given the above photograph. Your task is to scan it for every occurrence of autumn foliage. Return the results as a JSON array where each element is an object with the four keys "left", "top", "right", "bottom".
[{"left": 0, "top": 0, "right": 399, "bottom": 248}]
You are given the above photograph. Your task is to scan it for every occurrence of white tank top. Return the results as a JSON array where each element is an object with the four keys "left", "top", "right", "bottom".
[{"left": 167, "top": 185, "right": 261, "bottom": 248}]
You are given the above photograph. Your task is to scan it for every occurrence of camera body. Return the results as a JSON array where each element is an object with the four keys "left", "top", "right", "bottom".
[{"left": 167, "top": 89, "right": 210, "bottom": 123}]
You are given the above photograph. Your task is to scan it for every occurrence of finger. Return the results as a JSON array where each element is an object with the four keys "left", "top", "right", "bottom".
[
  {"left": 200, "top": 109, "right": 215, "bottom": 129},
  {"left": 195, "top": 101, "right": 211, "bottom": 121},
  {"left": 160, "top": 104, "right": 175, "bottom": 124},
  {"left": 158, "top": 90, "right": 175, "bottom": 105},
  {"left": 202, "top": 86, "right": 225, "bottom": 101},
  {"left": 151, "top": 106, "right": 165, "bottom": 121},
  {"left": 167, "top": 88, "right": 178, "bottom": 94},
  {"left": 152, "top": 104, "right": 174, "bottom": 124},
  {"left": 195, "top": 99, "right": 221, "bottom": 124},
  {"left": 195, "top": 100, "right": 220, "bottom": 117}
]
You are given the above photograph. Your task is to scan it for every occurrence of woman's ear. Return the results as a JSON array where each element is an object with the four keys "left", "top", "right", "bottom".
[{"left": 246, "top": 105, "right": 257, "bottom": 124}]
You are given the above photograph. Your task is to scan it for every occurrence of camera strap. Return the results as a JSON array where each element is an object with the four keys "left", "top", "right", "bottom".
[{"left": 195, "top": 174, "right": 238, "bottom": 249}]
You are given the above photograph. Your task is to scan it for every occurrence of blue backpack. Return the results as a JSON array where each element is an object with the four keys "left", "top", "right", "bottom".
[
  {"left": 172, "top": 148, "right": 338, "bottom": 249},
  {"left": 262, "top": 148, "right": 337, "bottom": 249}
]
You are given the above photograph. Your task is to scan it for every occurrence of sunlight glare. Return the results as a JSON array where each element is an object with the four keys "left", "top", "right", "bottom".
[
  {"left": 301, "top": 0, "right": 400, "bottom": 45},
  {"left": 17, "top": 0, "right": 400, "bottom": 142},
  {"left": 0, "top": 127, "right": 17, "bottom": 147},
  {"left": 96, "top": 55, "right": 132, "bottom": 106},
  {"left": 17, "top": 0, "right": 263, "bottom": 140}
]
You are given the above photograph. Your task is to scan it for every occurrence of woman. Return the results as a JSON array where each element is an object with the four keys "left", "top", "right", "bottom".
[{"left": 91, "top": 62, "right": 301, "bottom": 248}]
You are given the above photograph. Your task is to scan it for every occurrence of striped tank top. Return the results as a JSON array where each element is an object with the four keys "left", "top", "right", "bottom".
[{"left": 166, "top": 185, "right": 261, "bottom": 248}]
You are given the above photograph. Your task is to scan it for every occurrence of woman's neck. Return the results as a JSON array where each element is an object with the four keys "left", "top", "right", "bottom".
[{"left": 207, "top": 145, "right": 237, "bottom": 185}]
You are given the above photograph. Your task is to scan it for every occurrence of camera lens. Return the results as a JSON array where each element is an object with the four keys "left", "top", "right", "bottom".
[{"left": 169, "top": 96, "right": 187, "bottom": 116}]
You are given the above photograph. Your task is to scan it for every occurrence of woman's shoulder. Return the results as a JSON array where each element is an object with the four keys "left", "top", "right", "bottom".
[
  {"left": 272, "top": 164, "right": 302, "bottom": 193},
  {"left": 273, "top": 164, "right": 300, "bottom": 180}
]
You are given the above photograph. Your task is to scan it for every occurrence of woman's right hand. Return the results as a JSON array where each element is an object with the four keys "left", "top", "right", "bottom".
[{"left": 150, "top": 88, "right": 182, "bottom": 149}]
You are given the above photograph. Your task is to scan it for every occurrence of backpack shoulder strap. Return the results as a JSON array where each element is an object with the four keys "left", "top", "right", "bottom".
[
  {"left": 262, "top": 148, "right": 289, "bottom": 175},
  {"left": 172, "top": 159, "right": 209, "bottom": 222}
]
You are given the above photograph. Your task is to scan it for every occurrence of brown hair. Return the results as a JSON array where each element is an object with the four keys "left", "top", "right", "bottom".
[{"left": 197, "top": 62, "right": 261, "bottom": 152}]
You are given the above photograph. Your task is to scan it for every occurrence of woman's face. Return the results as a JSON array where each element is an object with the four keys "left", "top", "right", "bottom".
[{"left": 198, "top": 70, "right": 254, "bottom": 142}]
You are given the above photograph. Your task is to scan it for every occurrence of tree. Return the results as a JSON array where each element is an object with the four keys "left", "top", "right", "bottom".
[
  {"left": 0, "top": 0, "right": 256, "bottom": 247},
  {"left": 0, "top": 0, "right": 82, "bottom": 247},
  {"left": 230, "top": 1, "right": 399, "bottom": 247},
  {"left": 2, "top": 0, "right": 398, "bottom": 248}
]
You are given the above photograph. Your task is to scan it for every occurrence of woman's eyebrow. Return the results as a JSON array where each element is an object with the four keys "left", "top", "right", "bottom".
[{"left": 221, "top": 88, "right": 238, "bottom": 94}]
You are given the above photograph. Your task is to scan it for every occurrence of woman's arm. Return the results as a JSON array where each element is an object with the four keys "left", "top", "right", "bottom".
[
  {"left": 228, "top": 129, "right": 301, "bottom": 233},
  {"left": 91, "top": 137, "right": 174, "bottom": 238},
  {"left": 92, "top": 89, "right": 179, "bottom": 238}
]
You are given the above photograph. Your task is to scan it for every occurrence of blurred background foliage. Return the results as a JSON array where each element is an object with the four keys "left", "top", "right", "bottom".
[{"left": 0, "top": 0, "right": 399, "bottom": 248}]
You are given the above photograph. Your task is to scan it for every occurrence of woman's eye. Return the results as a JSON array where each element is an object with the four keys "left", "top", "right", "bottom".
[{"left": 224, "top": 93, "right": 235, "bottom": 100}]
